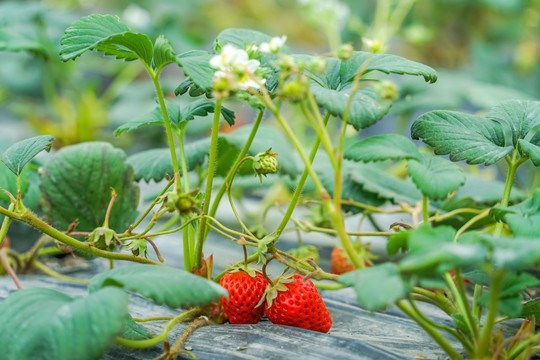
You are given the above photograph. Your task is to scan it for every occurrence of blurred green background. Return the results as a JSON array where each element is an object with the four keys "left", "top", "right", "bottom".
[{"left": 1, "top": 0, "right": 538, "bottom": 147}]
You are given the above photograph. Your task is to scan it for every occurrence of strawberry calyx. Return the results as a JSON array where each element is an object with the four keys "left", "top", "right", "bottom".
[
  {"left": 257, "top": 273, "right": 296, "bottom": 309},
  {"left": 225, "top": 265, "right": 261, "bottom": 279}
]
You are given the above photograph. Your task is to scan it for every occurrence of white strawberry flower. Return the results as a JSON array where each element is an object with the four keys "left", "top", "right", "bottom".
[
  {"left": 260, "top": 35, "right": 287, "bottom": 54},
  {"left": 209, "top": 44, "right": 265, "bottom": 95}
]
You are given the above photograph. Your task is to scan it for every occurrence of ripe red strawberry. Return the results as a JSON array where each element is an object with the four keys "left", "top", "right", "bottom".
[
  {"left": 330, "top": 246, "right": 372, "bottom": 275},
  {"left": 264, "top": 274, "right": 332, "bottom": 333},
  {"left": 219, "top": 269, "right": 268, "bottom": 324}
]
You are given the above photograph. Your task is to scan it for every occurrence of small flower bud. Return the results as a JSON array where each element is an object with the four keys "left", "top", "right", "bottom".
[
  {"left": 375, "top": 80, "right": 398, "bottom": 100},
  {"left": 362, "top": 38, "right": 382, "bottom": 53},
  {"left": 309, "top": 56, "right": 327, "bottom": 73},
  {"left": 337, "top": 43, "right": 354, "bottom": 61}
]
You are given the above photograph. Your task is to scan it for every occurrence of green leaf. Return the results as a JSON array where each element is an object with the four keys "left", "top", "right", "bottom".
[
  {"left": 518, "top": 139, "right": 540, "bottom": 166},
  {"left": 486, "top": 100, "right": 540, "bottom": 149},
  {"left": 407, "top": 153, "right": 466, "bottom": 200},
  {"left": 60, "top": 14, "right": 153, "bottom": 65},
  {"left": 1, "top": 135, "right": 53, "bottom": 175},
  {"left": 318, "top": 160, "right": 386, "bottom": 213},
  {"left": 114, "top": 98, "right": 235, "bottom": 136},
  {"left": 490, "top": 189, "right": 540, "bottom": 237},
  {"left": 338, "top": 263, "right": 411, "bottom": 311},
  {"left": 128, "top": 139, "right": 212, "bottom": 182},
  {"left": 520, "top": 298, "right": 540, "bottom": 324},
  {"left": 310, "top": 84, "right": 392, "bottom": 131},
  {"left": 345, "top": 134, "right": 421, "bottom": 162},
  {"left": 340, "top": 51, "right": 438, "bottom": 84},
  {"left": 479, "top": 272, "right": 538, "bottom": 317},
  {"left": 0, "top": 165, "right": 28, "bottom": 204},
  {"left": 122, "top": 316, "right": 154, "bottom": 340},
  {"left": 0, "top": 28, "right": 48, "bottom": 58},
  {"left": 347, "top": 162, "right": 422, "bottom": 205},
  {"left": 40, "top": 142, "right": 139, "bottom": 233},
  {"left": 97, "top": 32, "right": 153, "bottom": 63},
  {"left": 153, "top": 35, "right": 177, "bottom": 72},
  {"left": 411, "top": 110, "right": 512, "bottom": 165},
  {"left": 176, "top": 50, "right": 215, "bottom": 95},
  {"left": 456, "top": 175, "right": 525, "bottom": 203},
  {"left": 0, "top": 287, "right": 129, "bottom": 360},
  {"left": 386, "top": 231, "right": 409, "bottom": 256},
  {"left": 398, "top": 225, "right": 487, "bottom": 274},
  {"left": 89, "top": 264, "right": 228, "bottom": 308},
  {"left": 470, "top": 234, "right": 540, "bottom": 270},
  {"left": 406, "top": 224, "right": 457, "bottom": 254}
]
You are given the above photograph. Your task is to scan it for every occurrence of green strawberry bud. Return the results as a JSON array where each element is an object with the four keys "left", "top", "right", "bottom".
[
  {"left": 337, "top": 43, "right": 354, "bottom": 61},
  {"left": 281, "top": 80, "right": 307, "bottom": 103},
  {"left": 375, "top": 79, "right": 398, "bottom": 100}
]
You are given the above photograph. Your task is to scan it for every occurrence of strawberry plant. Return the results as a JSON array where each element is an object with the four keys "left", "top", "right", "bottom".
[{"left": 0, "top": 3, "right": 539, "bottom": 360}]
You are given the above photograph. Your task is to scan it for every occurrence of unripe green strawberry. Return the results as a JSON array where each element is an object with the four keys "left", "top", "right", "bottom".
[
  {"left": 219, "top": 269, "right": 269, "bottom": 324},
  {"left": 264, "top": 274, "right": 332, "bottom": 333},
  {"left": 287, "top": 245, "right": 320, "bottom": 271},
  {"left": 253, "top": 148, "right": 278, "bottom": 181}
]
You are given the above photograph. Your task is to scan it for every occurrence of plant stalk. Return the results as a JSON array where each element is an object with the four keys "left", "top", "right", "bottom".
[
  {"left": 195, "top": 99, "right": 223, "bottom": 268},
  {"left": 396, "top": 300, "right": 464, "bottom": 360}
]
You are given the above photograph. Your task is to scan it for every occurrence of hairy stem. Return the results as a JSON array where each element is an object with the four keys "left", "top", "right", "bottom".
[
  {"left": 150, "top": 69, "right": 180, "bottom": 177},
  {"left": 195, "top": 99, "right": 223, "bottom": 268},
  {"left": 116, "top": 308, "right": 202, "bottom": 349},
  {"left": 273, "top": 112, "right": 330, "bottom": 238},
  {"left": 0, "top": 205, "right": 161, "bottom": 265},
  {"left": 208, "top": 110, "right": 263, "bottom": 221},
  {"left": 475, "top": 270, "right": 505, "bottom": 357},
  {"left": 396, "top": 300, "right": 464, "bottom": 360}
]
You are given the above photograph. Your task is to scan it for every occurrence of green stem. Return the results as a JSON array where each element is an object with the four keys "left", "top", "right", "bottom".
[
  {"left": 507, "top": 332, "right": 540, "bottom": 360},
  {"left": 208, "top": 110, "right": 263, "bottom": 221},
  {"left": 0, "top": 203, "right": 14, "bottom": 248},
  {"left": 300, "top": 100, "right": 336, "bottom": 169},
  {"left": 396, "top": 300, "right": 464, "bottom": 360},
  {"left": 32, "top": 260, "right": 90, "bottom": 285},
  {"left": 183, "top": 226, "right": 191, "bottom": 272},
  {"left": 313, "top": 282, "right": 345, "bottom": 290},
  {"left": 475, "top": 270, "right": 505, "bottom": 357},
  {"left": 177, "top": 125, "right": 191, "bottom": 192},
  {"left": 0, "top": 206, "right": 161, "bottom": 265},
  {"left": 116, "top": 308, "right": 201, "bottom": 348},
  {"left": 422, "top": 194, "right": 429, "bottom": 224},
  {"left": 454, "top": 269, "right": 478, "bottom": 339},
  {"left": 195, "top": 99, "right": 223, "bottom": 268},
  {"left": 408, "top": 297, "right": 473, "bottom": 355},
  {"left": 412, "top": 286, "right": 458, "bottom": 316},
  {"left": 130, "top": 179, "right": 174, "bottom": 231},
  {"left": 150, "top": 69, "right": 180, "bottom": 177},
  {"left": 226, "top": 157, "right": 256, "bottom": 237},
  {"left": 472, "top": 283, "right": 483, "bottom": 321},
  {"left": 444, "top": 272, "right": 479, "bottom": 341},
  {"left": 453, "top": 209, "right": 490, "bottom": 242},
  {"left": 494, "top": 151, "right": 523, "bottom": 235},
  {"left": 265, "top": 100, "right": 363, "bottom": 269},
  {"left": 274, "top": 112, "right": 331, "bottom": 237}
]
